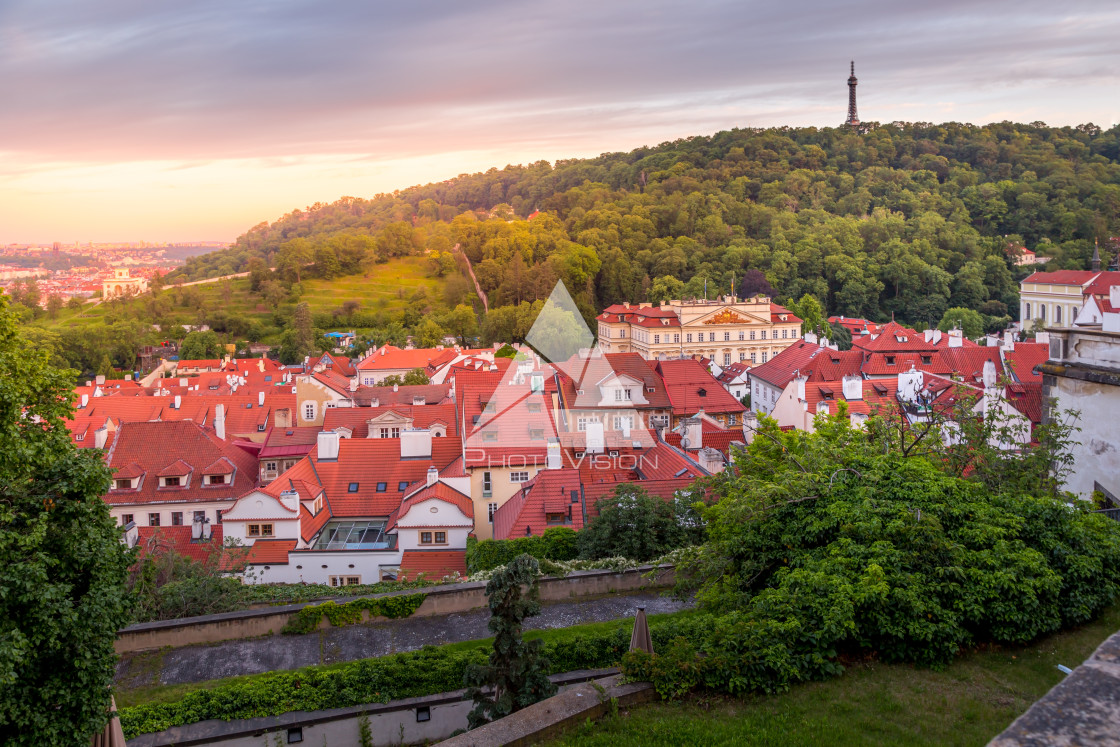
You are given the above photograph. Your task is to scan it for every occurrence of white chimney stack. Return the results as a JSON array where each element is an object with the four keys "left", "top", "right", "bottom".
[
  {"left": 679, "top": 417, "right": 702, "bottom": 451},
  {"left": 94, "top": 426, "right": 108, "bottom": 449},
  {"left": 426, "top": 465, "right": 438, "bottom": 486},
  {"left": 317, "top": 430, "right": 341, "bottom": 460},
  {"left": 179, "top": 377, "right": 188, "bottom": 387},
  {"left": 585, "top": 420, "right": 605, "bottom": 454},
  {"left": 174, "top": 395, "right": 181, "bottom": 410},
  {"left": 258, "top": 391, "right": 265, "bottom": 407},
  {"left": 842, "top": 375, "right": 862, "bottom": 401},
  {"left": 546, "top": 438, "right": 562, "bottom": 469},
  {"left": 80, "top": 394, "right": 89, "bottom": 409},
  {"left": 214, "top": 403, "right": 226, "bottom": 441},
  {"left": 400, "top": 428, "right": 433, "bottom": 459}
]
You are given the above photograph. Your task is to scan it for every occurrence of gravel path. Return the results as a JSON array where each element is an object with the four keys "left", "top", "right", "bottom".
[{"left": 116, "top": 591, "right": 691, "bottom": 689}]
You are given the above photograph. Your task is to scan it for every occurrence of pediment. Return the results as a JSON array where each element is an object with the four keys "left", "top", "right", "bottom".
[
  {"left": 367, "top": 410, "right": 414, "bottom": 426},
  {"left": 696, "top": 307, "right": 768, "bottom": 325}
]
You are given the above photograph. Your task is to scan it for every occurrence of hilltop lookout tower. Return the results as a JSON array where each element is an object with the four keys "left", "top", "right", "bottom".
[{"left": 846, "top": 61, "right": 860, "bottom": 129}]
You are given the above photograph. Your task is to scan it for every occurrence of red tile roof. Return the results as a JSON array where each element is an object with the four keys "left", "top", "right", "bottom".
[
  {"left": 493, "top": 469, "right": 584, "bottom": 539},
  {"left": 323, "top": 403, "right": 458, "bottom": 439},
  {"left": 1083, "top": 271, "right": 1120, "bottom": 298},
  {"left": 134, "top": 525, "right": 226, "bottom": 564},
  {"left": 747, "top": 340, "right": 824, "bottom": 388},
  {"left": 1022, "top": 270, "right": 1100, "bottom": 285},
  {"left": 104, "top": 421, "right": 259, "bottom": 506},
  {"left": 394, "top": 482, "right": 474, "bottom": 528},
  {"left": 654, "top": 358, "right": 746, "bottom": 416},
  {"left": 356, "top": 346, "right": 454, "bottom": 371},
  {"left": 242, "top": 539, "right": 298, "bottom": 565},
  {"left": 399, "top": 549, "right": 467, "bottom": 581},
  {"left": 1003, "top": 343, "right": 1049, "bottom": 384},
  {"left": 350, "top": 383, "right": 453, "bottom": 407}
]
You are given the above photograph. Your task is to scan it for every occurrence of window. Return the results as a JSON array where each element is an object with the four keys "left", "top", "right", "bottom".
[
  {"left": 728, "top": 413, "right": 738, "bottom": 425},
  {"left": 782, "top": 329, "right": 788, "bottom": 339},
  {"left": 171, "top": 512, "right": 183, "bottom": 526},
  {"left": 391, "top": 427, "right": 400, "bottom": 438},
  {"left": 376, "top": 482, "right": 387, "bottom": 492},
  {"left": 265, "top": 461, "right": 277, "bottom": 473},
  {"left": 416, "top": 706, "right": 431, "bottom": 723},
  {"left": 1039, "top": 305, "right": 1047, "bottom": 321},
  {"left": 885, "top": 355, "right": 896, "bottom": 365},
  {"left": 303, "top": 403, "right": 315, "bottom": 421},
  {"left": 613, "top": 416, "right": 633, "bottom": 431},
  {"left": 379, "top": 427, "right": 389, "bottom": 438},
  {"left": 527, "top": 401, "right": 542, "bottom": 413},
  {"left": 257, "top": 424, "right": 266, "bottom": 432},
  {"left": 724, "top": 331, "right": 730, "bottom": 341},
  {"left": 546, "top": 513, "right": 566, "bottom": 525},
  {"left": 674, "top": 334, "right": 680, "bottom": 343},
  {"left": 482, "top": 431, "right": 498, "bottom": 442},
  {"left": 740, "top": 352, "right": 747, "bottom": 362},
  {"left": 398, "top": 481, "right": 409, "bottom": 491},
  {"left": 148, "top": 513, "right": 160, "bottom": 527},
  {"left": 164, "top": 476, "right": 180, "bottom": 487},
  {"left": 488, "top": 502, "right": 498, "bottom": 522},
  {"left": 348, "top": 482, "right": 359, "bottom": 492},
  {"left": 750, "top": 331, "right": 756, "bottom": 340},
  {"left": 248, "top": 523, "right": 274, "bottom": 537},
  {"left": 1055, "top": 306, "right": 1062, "bottom": 324},
  {"left": 529, "top": 428, "right": 544, "bottom": 439},
  {"left": 510, "top": 471, "right": 529, "bottom": 483},
  {"left": 482, "top": 471, "right": 492, "bottom": 498},
  {"left": 686, "top": 333, "right": 693, "bottom": 343},
  {"left": 624, "top": 388, "right": 632, "bottom": 400},
  {"left": 760, "top": 330, "right": 767, "bottom": 339},
  {"left": 420, "top": 530, "right": 446, "bottom": 545},
  {"left": 209, "top": 474, "right": 225, "bottom": 485},
  {"left": 751, "top": 353, "right": 757, "bottom": 363},
  {"left": 379, "top": 566, "right": 400, "bottom": 582},
  {"left": 114, "top": 479, "right": 130, "bottom": 490},
  {"left": 121, "top": 513, "right": 133, "bottom": 526},
  {"left": 315, "top": 520, "right": 392, "bottom": 550},
  {"left": 708, "top": 332, "right": 715, "bottom": 342},
  {"left": 761, "top": 352, "right": 768, "bottom": 363},
  {"left": 724, "top": 353, "right": 731, "bottom": 366},
  {"left": 614, "top": 389, "right": 623, "bottom": 401},
  {"left": 194, "top": 510, "right": 206, "bottom": 523},
  {"left": 329, "top": 575, "right": 362, "bottom": 586},
  {"left": 921, "top": 355, "right": 932, "bottom": 365},
  {"left": 577, "top": 417, "right": 588, "bottom": 432}
]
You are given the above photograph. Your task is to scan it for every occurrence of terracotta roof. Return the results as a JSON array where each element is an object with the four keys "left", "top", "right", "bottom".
[
  {"left": 654, "top": 358, "right": 746, "bottom": 416},
  {"left": 1006, "top": 382, "right": 1044, "bottom": 424},
  {"left": 394, "top": 482, "right": 474, "bottom": 528},
  {"left": 399, "top": 549, "right": 467, "bottom": 581},
  {"left": 1022, "top": 270, "right": 1099, "bottom": 285},
  {"left": 242, "top": 539, "right": 298, "bottom": 565},
  {"left": 493, "top": 469, "right": 584, "bottom": 539},
  {"left": 350, "top": 383, "right": 453, "bottom": 407},
  {"left": 323, "top": 403, "right": 458, "bottom": 439},
  {"left": 134, "top": 525, "right": 225, "bottom": 564},
  {"left": 103, "top": 421, "right": 259, "bottom": 506},
  {"left": 1083, "top": 271, "right": 1120, "bottom": 297},
  {"left": 356, "top": 346, "right": 454, "bottom": 371},
  {"left": 259, "top": 426, "right": 322, "bottom": 459},
  {"left": 582, "top": 477, "right": 701, "bottom": 522},
  {"left": 747, "top": 340, "right": 823, "bottom": 388}
]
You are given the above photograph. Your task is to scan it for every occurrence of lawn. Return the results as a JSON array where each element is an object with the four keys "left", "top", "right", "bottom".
[{"left": 549, "top": 604, "right": 1120, "bottom": 747}]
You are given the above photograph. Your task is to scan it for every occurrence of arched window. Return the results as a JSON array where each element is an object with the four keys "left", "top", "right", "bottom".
[
  {"left": 1039, "top": 305, "right": 1047, "bottom": 321},
  {"left": 1055, "top": 306, "right": 1062, "bottom": 324},
  {"left": 1025, "top": 303, "right": 1031, "bottom": 320}
]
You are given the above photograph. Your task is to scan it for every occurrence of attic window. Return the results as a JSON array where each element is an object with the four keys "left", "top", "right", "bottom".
[
  {"left": 398, "top": 481, "right": 409, "bottom": 491},
  {"left": 647, "top": 387, "right": 655, "bottom": 393},
  {"left": 264, "top": 376, "right": 272, "bottom": 382},
  {"left": 921, "top": 355, "right": 932, "bottom": 365},
  {"left": 483, "top": 431, "right": 498, "bottom": 442},
  {"left": 527, "top": 402, "right": 542, "bottom": 413},
  {"left": 529, "top": 429, "right": 544, "bottom": 440},
  {"left": 376, "top": 482, "right": 387, "bottom": 492},
  {"left": 286, "top": 430, "right": 294, "bottom": 436},
  {"left": 348, "top": 482, "right": 359, "bottom": 492},
  {"left": 697, "top": 388, "right": 707, "bottom": 397},
  {"left": 885, "top": 356, "right": 896, "bottom": 365},
  {"left": 873, "top": 383, "right": 888, "bottom": 395}
]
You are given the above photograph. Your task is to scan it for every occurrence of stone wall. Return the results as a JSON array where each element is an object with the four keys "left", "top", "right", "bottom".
[{"left": 116, "top": 565, "right": 674, "bottom": 654}]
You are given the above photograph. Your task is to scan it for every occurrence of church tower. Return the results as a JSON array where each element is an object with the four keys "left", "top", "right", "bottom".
[{"left": 846, "top": 61, "right": 860, "bottom": 129}]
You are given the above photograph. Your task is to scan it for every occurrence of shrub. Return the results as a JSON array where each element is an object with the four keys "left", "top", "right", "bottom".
[
  {"left": 466, "top": 527, "right": 579, "bottom": 573},
  {"left": 281, "top": 593, "right": 427, "bottom": 635}
]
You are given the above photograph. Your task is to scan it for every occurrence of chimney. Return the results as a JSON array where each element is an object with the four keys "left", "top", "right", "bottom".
[
  {"left": 274, "top": 408, "right": 292, "bottom": 428},
  {"left": 1034, "top": 331, "right": 1050, "bottom": 345},
  {"left": 400, "top": 428, "right": 433, "bottom": 459},
  {"left": 125, "top": 374, "right": 132, "bottom": 382},
  {"left": 317, "top": 430, "right": 340, "bottom": 460},
  {"left": 214, "top": 404, "right": 226, "bottom": 440},
  {"left": 392, "top": 383, "right": 398, "bottom": 392},
  {"left": 174, "top": 395, "right": 181, "bottom": 410},
  {"left": 982, "top": 360, "right": 997, "bottom": 389},
  {"left": 349, "top": 377, "right": 358, "bottom": 392},
  {"left": 897, "top": 367, "right": 924, "bottom": 403},
  {"left": 94, "top": 426, "right": 108, "bottom": 449},
  {"left": 278, "top": 489, "right": 300, "bottom": 513},
  {"left": 546, "top": 438, "right": 562, "bottom": 469},
  {"left": 258, "top": 358, "right": 265, "bottom": 373},
  {"left": 585, "top": 420, "right": 605, "bottom": 454},
  {"left": 80, "top": 394, "right": 89, "bottom": 409},
  {"left": 426, "top": 465, "right": 438, "bottom": 486},
  {"left": 924, "top": 329, "right": 934, "bottom": 343},
  {"left": 179, "top": 377, "right": 187, "bottom": 387},
  {"left": 932, "top": 329, "right": 942, "bottom": 345},
  {"left": 842, "top": 375, "right": 862, "bottom": 401},
  {"left": 96, "top": 374, "right": 106, "bottom": 386},
  {"left": 818, "top": 402, "right": 830, "bottom": 415},
  {"left": 258, "top": 391, "right": 265, "bottom": 407},
  {"left": 794, "top": 375, "right": 807, "bottom": 401},
  {"left": 948, "top": 334, "right": 962, "bottom": 348}
]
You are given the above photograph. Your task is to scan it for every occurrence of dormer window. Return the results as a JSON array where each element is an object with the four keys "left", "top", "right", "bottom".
[
  {"left": 348, "top": 482, "right": 359, "bottom": 492},
  {"left": 398, "top": 481, "right": 409, "bottom": 491},
  {"left": 114, "top": 479, "right": 131, "bottom": 490},
  {"left": 921, "top": 355, "right": 932, "bottom": 365},
  {"left": 163, "top": 476, "right": 180, "bottom": 487},
  {"left": 885, "top": 356, "right": 896, "bottom": 365},
  {"left": 208, "top": 474, "right": 225, "bottom": 485},
  {"left": 697, "top": 388, "right": 707, "bottom": 397},
  {"left": 527, "top": 402, "right": 542, "bottom": 413}
]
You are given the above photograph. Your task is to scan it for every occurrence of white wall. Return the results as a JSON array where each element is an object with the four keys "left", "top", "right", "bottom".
[
  {"left": 109, "top": 501, "right": 232, "bottom": 529},
  {"left": 244, "top": 549, "right": 404, "bottom": 585}
]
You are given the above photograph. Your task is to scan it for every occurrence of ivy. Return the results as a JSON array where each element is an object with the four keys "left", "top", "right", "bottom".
[{"left": 281, "top": 593, "right": 427, "bottom": 635}]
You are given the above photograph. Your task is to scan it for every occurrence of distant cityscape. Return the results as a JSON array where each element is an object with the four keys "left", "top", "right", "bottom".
[{"left": 0, "top": 240, "right": 227, "bottom": 305}]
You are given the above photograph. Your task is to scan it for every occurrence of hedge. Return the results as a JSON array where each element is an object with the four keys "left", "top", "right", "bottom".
[
  {"left": 119, "top": 614, "right": 707, "bottom": 738},
  {"left": 466, "top": 527, "right": 579, "bottom": 573},
  {"left": 281, "top": 593, "right": 427, "bottom": 634}
]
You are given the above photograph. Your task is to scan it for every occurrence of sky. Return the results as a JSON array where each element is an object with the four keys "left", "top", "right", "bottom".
[{"left": 2, "top": 0, "right": 1119, "bottom": 244}]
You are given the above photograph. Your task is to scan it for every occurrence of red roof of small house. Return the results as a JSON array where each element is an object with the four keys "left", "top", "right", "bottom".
[
  {"left": 356, "top": 346, "right": 454, "bottom": 372},
  {"left": 242, "top": 539, "right": 298, "bottom": 566},
  {"left": 399, "top": 549, "right": 467, "bottom": 581},
  {"left": 392, "top": 482, "right": 474, "bottom": 529},
  {"left": 1006, "top": 382, "right": 1044, "bottom": 425},
  {"left": 134, "top": 525, "right": 226, "bottom": 564},
  {"left": 350, "top": 383, "right": 453, "bottom": 407},
  {"left": 769, "top": 304, "right": 803, "bottom": 324},
  {"left": 323, "top": 403, "right": 458, "bottom": 439},
  {"left": 1083, "top": 271, "right": 1120, "bottom": 298},
  {"left": 259, "top": 426, "right": 322, "bottom": 459},
  {"left": 493, "top": 469, "right": 584, "bottom": 540},
  {"left": 654, "top": 358, "right": 746, "bottom": 416},
  {"left": 1002, "top": 343, "right": 1049, "bottom": 384},
  {"left": 747, "top": 340, "right": 824, "bottom": 389},
  {"left": 103, "top": 421, "right": 259, "bottom": 506},
  {"left": 828, "top": 316, "right": 880, "bottom": 336},
  {"left": 113, "top": 462, "right": 145, "bottom": 479},
  {"left": 664, "top": 426, "right": 746, "bottom": 456},
  {"left": 308, "top": 353, "right": 356, "bottom": 377},
  {"left": 1022, "top": 270, "right": 1100, "bottom": 286},
  {"left": 202, "top": 457, "right": 236, "bottom": 475}
]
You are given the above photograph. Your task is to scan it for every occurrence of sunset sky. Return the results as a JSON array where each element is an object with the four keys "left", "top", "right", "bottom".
[{"left": 2, "top": 0, "right": 1118, "bottom": 244}]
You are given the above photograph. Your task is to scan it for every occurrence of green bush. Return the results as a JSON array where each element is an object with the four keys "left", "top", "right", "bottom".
[
  {"left": 281, "top": 593, "right": 427, "bottom": 635},
  {"left": 466, "top": 527, "right": 579, "bottom": 573},
  {"left": 119, "top": 616, "right": 707, "bottom": 738}
]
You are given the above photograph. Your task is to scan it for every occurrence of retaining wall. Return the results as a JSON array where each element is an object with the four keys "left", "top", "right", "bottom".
[{"left": 116, "top": 565, "right": 674, "bottom": 654}]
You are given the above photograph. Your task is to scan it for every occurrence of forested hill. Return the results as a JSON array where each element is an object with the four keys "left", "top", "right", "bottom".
[{"left": 172, "top": 121, "right": 1120, "bottom": 330}]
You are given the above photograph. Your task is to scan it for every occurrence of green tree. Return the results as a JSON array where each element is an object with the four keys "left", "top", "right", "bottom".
[
  {"left": 787, "top": 293, "right": 826, "bottom": 335},
  {"left": 443, "top": 304, "right": 479, "bottom": 346},
  {"left": 179, "top": 331, "right": 223, "bottom": 360},
  {"left": 827, "top": 321, "right": 853, "bottom": 350},
  {"left": 937, "top": 306, "right": 985, "bottom": 339},
  {"left": 45, "top": 294, "right": 63, "bottom": 320},
  {"left": 0, "top": 295, "right": 135, "bottom": 745},
  {"left": 413, "top": 317, "right": 446, "bottom": 348},
  {"left": 578, "top": 484, "right": 704, "bottom": 561},
  {"left": 464, "top": 554, "right": 557, "bottom": 728},
  {"left": 247, "top": 256, "right": 270, "bottom": 292}
]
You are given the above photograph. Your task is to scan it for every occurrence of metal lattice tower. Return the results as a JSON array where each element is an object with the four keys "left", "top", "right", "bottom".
[{"left": 846, "top": 61, "right": 860, "bottom": 129}]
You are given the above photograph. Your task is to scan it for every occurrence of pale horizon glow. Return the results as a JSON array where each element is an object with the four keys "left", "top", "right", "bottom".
[{"left": 2, "top": 0, "right": 1119, "bottom": 244}]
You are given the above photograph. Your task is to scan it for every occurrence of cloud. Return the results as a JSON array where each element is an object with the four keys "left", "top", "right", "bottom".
[{"left": 1, "top": 0, "right": 1118, "bottom": 164}]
